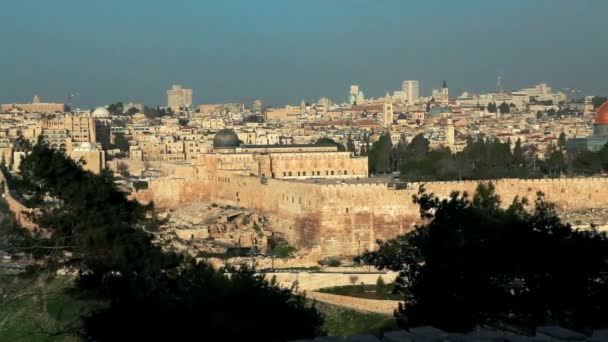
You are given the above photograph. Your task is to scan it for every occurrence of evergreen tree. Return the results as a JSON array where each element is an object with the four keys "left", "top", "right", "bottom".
[
  {"left": 558, "top": 132, "right": 567, "bottom": 150},
  {"left": 315, "top": 137, "right": 346, "bottom": 151},
  {"left": 512, "top": 138, "right": 526, "bottom": 167},
  {"left": 358, "top": 183, "right": 608, "bottom": 332},
  {"left": 368, "top": 133, "right": 393, "bottom": 174},
  {"left": 346, "top": 134, "right": 356, "bottom": 153},
  {"left": 498, "top": 102, "right": 510, "bottom": 114},
  {"left": 14, "top": 143, "right": 324, "bottom": 341}
]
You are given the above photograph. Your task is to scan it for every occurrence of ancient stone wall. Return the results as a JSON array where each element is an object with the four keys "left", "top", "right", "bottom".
[
  {"left": 134, "top": 176, "right": 608, "bottom": 257},
  {"left": 0, "top": 171, "right": 36, "bottom": 230}
]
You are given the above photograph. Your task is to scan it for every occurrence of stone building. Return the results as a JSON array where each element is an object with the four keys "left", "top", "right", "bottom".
[
  {"left": 167, "top": 85, "right": 193, "bottom": 111},
  {"left": 1, "top": 95, "right": 66, "bottom": 113},
  {"left": 198, "top": 129, "right": 368, "bottom": 180}
]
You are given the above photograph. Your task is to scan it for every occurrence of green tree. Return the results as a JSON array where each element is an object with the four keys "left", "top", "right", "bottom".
[
  {"left": 127, "top": 106, "right": 139, "bottom": 115},
  {"left": 498, "top": 102, "right": 510, "bottom": 114},
  {"left": 111, "top": 132, "right": 130, "bottom": 153},
  {"left": 512, "top": 138, "right": 525, "bottom": 167},
  {"left": 558, "top": 132, "right": 567, "bottom": 150},
  {"left": 544, "top": 144, "right": 566, "bottom": 176},
  {"left": 315, "top": 137, "right": 346, "bottom": 152},
  {"left": 13, "top": 143, "right": 324, "bottom": 341},
  {"left": 178, "top": 118, "right": 190, "bottom": 126},
  {"left": 117, "top": 161, "right": 130, "bottom": 177},
  {"left": 346, "top": 134, "right": 356, "bottom": 153},
  {"left": 592, "top": 96, "right": 607, "bottom": 109},
  {"left": 368, "top": 133, "right": 392, "bottom": 174},
  {"left": 144, "top": 106, "right": 172, "bottom": 119},
  {"left": 487, "top": 102, "right": 497, "bottom": 113},
  {"left": 358, "top": 183, "right": 608, "bottom": 332},
  {"left": 107, "top": 102, "right": 124, "bottom": 115}
]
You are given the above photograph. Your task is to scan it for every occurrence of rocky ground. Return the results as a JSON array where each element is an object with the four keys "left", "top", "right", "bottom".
[
  {"left": 560, "top": 207, "right": 608, "bottom": 231},
  {"left": 154, "top": 202, "right": 274, "bottom": 259}
]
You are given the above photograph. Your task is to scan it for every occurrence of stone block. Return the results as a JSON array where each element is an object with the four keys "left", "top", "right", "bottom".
[
  {"left": 347, "top": 334, "right": 381, "bottom": 342},
  {"left": 409, "top": 326, "right": 449, "bottom": 342},
  {"left": 383, "top": 330, "right": 413, "bottom": 342},
  {"left": 535, "top": 326, "right": 586, "bottom": 341}
]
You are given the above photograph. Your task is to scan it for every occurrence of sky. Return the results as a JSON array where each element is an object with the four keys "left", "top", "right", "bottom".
[{"left": 0, "top": 0, "right": 606, "bottom": 109}]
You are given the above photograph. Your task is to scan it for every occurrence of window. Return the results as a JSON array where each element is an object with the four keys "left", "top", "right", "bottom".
[
  {"left": 331, "top": 171, "right": 334, "bottom": 175},
  {"left": 288, "top": 172, "right": 292, "bottom": 176},
  {"left": 344, "top": 170, "right": 348, "bottom": 175}
]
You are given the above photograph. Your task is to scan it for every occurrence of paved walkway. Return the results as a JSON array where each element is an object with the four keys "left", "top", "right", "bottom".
[{"left": 306, "top": 291, "right": 400, "bottom": 315}]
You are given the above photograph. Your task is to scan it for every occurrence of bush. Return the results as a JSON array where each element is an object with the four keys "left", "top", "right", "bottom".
[
  {"left": 133, "top": 181, "right": 148, "bottom": 191},
  {"left": 272, "top": 242, "right": 296, "bottom": 258},
  {"left": 319, "top": 257, "right": 341, "bottom": 267}
]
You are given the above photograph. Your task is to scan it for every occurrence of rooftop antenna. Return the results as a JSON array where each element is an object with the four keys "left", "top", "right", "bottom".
[
  {"left": 496, "top": 72, "right": 504, "bottom": 94},
  {"left": 66, "top": 92, "right": 79, "bottom": 106}
]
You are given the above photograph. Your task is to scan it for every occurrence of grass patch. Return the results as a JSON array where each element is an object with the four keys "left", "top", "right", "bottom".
[
  {"left": 314, "top": 301, "right": 398, "bottom": 337},
  {"left": 0, "top": 274, "right": 103, "bottom": 341}
]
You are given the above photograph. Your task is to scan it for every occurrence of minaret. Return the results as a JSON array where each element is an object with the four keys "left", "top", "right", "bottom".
[
  {"left": 383, "top": 92, "right": 393, "bottom": 128},
  {"left": 446, "top": 118, "right": 455, "bottom": 149},
  {"left": 33, "top": 94, "right": 40, "bottom": 104}
]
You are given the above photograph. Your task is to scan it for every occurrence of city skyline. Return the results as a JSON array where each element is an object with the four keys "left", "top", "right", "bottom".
[{"left": 1, "top": 0, "right": 607, "bottom": 108}]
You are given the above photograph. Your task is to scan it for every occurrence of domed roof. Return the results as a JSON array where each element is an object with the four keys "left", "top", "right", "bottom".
[
  {"left": 213, "top": 129, "right": 240, "bottom": 149},
  {"left": 427, "top": 106, "right": 452, "bottom": 118},
  {"left": 92, "top": 107, "right": 111, "bottom": 118},
  {"left": 594, "top": 101, "right": 608, "bottom": 125}
]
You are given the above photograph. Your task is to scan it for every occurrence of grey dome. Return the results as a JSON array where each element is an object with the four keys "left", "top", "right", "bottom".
[{"left": 213, "top": 129, "right": 240, "bottom": 149}]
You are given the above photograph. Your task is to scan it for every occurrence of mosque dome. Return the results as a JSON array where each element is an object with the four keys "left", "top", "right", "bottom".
[
  {"left": 594, "top": 101, "right": 608, "bottom": 125},
  {"left": 92, "top": 107, "right": 111, "bottom": 118},
  {"left": 213, "top": 129, "right": 240, "bottom": 149}
]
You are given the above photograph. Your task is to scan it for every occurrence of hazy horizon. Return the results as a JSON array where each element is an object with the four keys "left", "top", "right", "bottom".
[{"left": 1, "top": 0, "right": 606, "bottom": 109}]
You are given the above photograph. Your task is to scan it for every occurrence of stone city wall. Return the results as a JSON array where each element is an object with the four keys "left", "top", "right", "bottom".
[
  {"left": 0, "top": 171, "right": 36, "bottom": 230},
  {"left": 134, "top": 175, "right": 608, "bottom": 257}
]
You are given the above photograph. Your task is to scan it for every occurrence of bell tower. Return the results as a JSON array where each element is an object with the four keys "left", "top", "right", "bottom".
[{"left": 383, "top": 92, "right": 393, "bottom": 128}]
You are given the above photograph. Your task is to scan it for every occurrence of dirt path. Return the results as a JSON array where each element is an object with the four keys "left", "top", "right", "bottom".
[{"left": 306, "top": 291, "right": 400, "bottom": 315}]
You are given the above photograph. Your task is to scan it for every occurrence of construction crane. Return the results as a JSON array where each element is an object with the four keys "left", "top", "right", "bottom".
[
  {"left": 66, "top": 92, "right": 79, "bottom": 107},
  {"left": 562, "top": 88, "right": 581, "bottom": 94}
]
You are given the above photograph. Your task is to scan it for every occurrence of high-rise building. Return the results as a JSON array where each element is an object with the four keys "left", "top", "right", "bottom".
[
  {"left": 252, "top": 99, "right": 262, "bottom": 113},
  {"left": 401, "top": 80, "right": 420, "bottom": 103},
  {"left": 349, "top": 85, "right": 365, "bottom": 105},
  {"left": 383, "top": 93, "right": 393, "bottom": 128},
  {"left": 167, "top": 85, "right": 193, "bottom": 111}
]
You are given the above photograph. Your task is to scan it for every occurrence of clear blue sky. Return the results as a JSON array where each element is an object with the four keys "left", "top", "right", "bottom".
[{"left": 0, "top": 0, "right": 606, "bottom": 108}]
